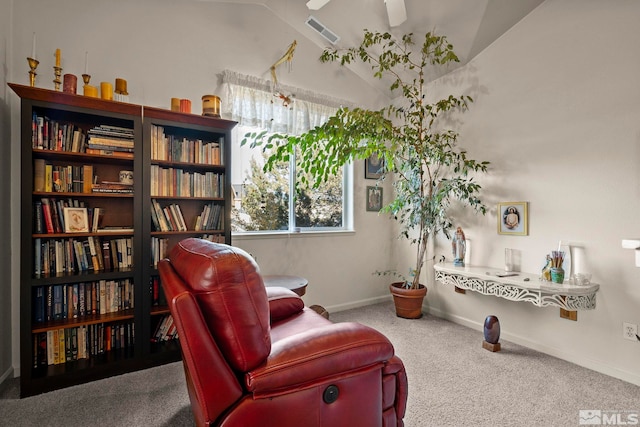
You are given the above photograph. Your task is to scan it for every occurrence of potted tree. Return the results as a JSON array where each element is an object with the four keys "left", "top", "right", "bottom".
[{"left": 244, "top": 30, "right": 489, "bottom": 318}]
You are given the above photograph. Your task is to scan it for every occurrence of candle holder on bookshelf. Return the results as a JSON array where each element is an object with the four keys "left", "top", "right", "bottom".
[
  {"left": 53, "top": 66, "right": 62, "bottom": 91},
  {"left": 82, "top": 73, "right": 91, "bottom": 86},
  {"left": 27, "top": 57, "right": 39, "bottom": 87}
]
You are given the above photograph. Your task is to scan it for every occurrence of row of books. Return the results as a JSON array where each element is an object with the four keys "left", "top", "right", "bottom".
[
  {"left": 200, "top": 234, "right": 226, "bottom": 243},
  {"left": 86, "top": 125, "right": 135, "bottom": 153},
  {"left": 33, "top": 160, "right": 134, "bottom": 196},
  {"left": 33, "top": 321, "right": 135, "bottom": 367},
  {"left": 31, "top": 114, "right": 87, "bottom": 152},
  {"left": 151, "top": 237, "right": 169, "bottom": 268},
  {"left": 150, "top": 200, "right": 223, "bottom": 232},
  {"left": 150, "top": 234, "right": 225, "bottom": 268},
  {"left": 151, "top": 200, "right": 187, "bottom": 232},
  {"left": 151, "top": 314, "right": 178, "bottom": 343},
  {"left": 195, "top": 203, "right": 223, "bottom": 231},
  {"left": 35, "top": 198, "right": 106, "bottom": 234},
  {"left": 34, "top": 236, "right": 133, "bottom": 276},
  {"left": 33, "top": 279, "right": 134, "bottom": 323},
  {"left": 151, "top": 125, "right": 222, "bottom": 165},
  {"left": 34, "top": 161, "right": 94, "bottom": 194},
  {"left": 31, "top": 115, "right": 135, "bottom": 155},
  {"left": 36, "top": 197, "right": 81, "bottom": 234},
  {"left": 150, "top": 165, "right": 223, "bottom": 197},
  {"left": 150, "top": 276, "right": 167, "bottom": 307}
]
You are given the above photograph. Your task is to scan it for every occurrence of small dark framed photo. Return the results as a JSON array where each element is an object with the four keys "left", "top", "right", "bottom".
[
  {"left": 366, "top": 186, "right": 383, "bottom": 212},
  {"left": 63, "top": 207, "right": 89, "bottom": 233},
  {"left": 365, "top": 153, "right": 384, "bottom": 179}
]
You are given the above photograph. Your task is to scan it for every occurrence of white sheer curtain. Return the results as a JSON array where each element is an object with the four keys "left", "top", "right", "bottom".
[{"left": 220, "top": 69, "right": 351, "bottom": 135}]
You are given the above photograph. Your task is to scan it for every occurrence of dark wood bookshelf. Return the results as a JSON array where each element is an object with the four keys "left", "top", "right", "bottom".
[
  {"left": 10, "top": 83, "right": 235, "bottom": 397},
  {"left": 142, "top": 106, "right": 234, "bottom": 352}
]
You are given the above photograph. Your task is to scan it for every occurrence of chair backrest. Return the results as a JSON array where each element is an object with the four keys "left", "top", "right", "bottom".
[
  {"left": 159, "top": 259, "right": 241, "bottom": 425},
  {"left": 167, "top": 238, "right": 271, "bottom": 372}
]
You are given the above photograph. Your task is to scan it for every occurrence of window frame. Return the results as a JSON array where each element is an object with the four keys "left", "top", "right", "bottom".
[{"left": 230, "top": 125, "right": 353, "bottom": 236}]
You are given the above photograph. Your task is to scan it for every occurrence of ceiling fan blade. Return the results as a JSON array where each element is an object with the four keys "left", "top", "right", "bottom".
[
  {"left": 306, "top": 0, "right": 331, "bottom": 10},
  {"left": 385, "top": 0, "right": 407, "bottom": 27}
]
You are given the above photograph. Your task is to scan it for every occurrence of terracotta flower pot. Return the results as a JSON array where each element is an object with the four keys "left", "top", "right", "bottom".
[{"left": 389, "top": 282, "right": 427, "bottom": 319}]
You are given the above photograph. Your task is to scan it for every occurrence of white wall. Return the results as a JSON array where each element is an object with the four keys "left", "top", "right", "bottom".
[
  {"left": 0, "top": 0, "right": 14, "bottom": 384},
  {"left": 5, "top": 0, "right": 395, "bottom": 377},
  {"left": 428, "top": 0, "right": 640, "bottom": 385}
]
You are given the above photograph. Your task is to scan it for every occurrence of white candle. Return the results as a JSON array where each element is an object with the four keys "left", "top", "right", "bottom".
[
  {"left": 85, "top": 51, "right": 89, "bottom": 75},
  {"left": 31, "top": 33, "right": 36, "bottom": 59}
]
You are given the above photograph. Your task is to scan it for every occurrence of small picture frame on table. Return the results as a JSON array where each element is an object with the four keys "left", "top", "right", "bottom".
[
  {"left": 497, "top": 201, "right": 528, "bottom": 235},
  {"left": 365, "top": 153, "right": 384, "bottom": 179},
  {"left": 366, "top": 186, "right": 383, "bottom": 212},
  {"left": 63, "top": 207, "right": 89, "bottom": 233}
]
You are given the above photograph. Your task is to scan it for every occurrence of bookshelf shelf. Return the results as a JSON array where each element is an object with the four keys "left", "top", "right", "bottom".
[
  {"left": 150, "top": 232, "right": 222, "bottom": 238},
  {"left": 32, "top": 192, "right": 134, "bottom": 199},
  {"left": 151, "top": 159, "right": 225, "bottom": 169},
  {"left": 151, "top": 306, "right": 170, "bottom": 316},
  {"left": 31, "top": 268, "right": 135, "bottom": 284},
  {"left": 11, "top": 82, "right": 235, "bottom": 397},
  {"left": 32, "top": 231, "right": 135, "bottom": 238},
  {"left": 33, "top": 149, "right": 134, "bottom": 163},
  {"left": 32, "top": 310, "right": 136, "bottom": 333},
  {"left": 151, "top": 196, "right": 224, "bottom": 201}
]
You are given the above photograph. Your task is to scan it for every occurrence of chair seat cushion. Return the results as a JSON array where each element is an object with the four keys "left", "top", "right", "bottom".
[{"left": 245, "top": 321, "right": 394, "bottom": 397}]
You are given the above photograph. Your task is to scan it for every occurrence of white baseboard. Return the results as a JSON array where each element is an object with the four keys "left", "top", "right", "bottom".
[
  {"left": 325, "top": 295, "right": 392, "bottom": 314},
  {"left": 428, "top": 306, "right": 640, "bottom": 387}
]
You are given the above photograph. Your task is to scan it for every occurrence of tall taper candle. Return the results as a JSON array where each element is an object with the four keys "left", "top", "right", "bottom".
[
  {"left": 31, "top": 33, "right": 36, "bottom": 59},
  {"left": 84, "top": 51, "right": 89, "bottom": 75},
  {"left": 55, "top": 48, "right": 61, "bottom": 67}
]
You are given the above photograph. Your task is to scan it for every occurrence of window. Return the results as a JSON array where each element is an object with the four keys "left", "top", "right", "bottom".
[
  {"left": 231, "top": 124, "right": 351, "bottom": 233},
  {"left": 221, "top": 70, "right": 353, "bottom": 234}
]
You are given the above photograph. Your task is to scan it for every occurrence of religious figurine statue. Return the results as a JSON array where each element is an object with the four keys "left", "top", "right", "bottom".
[
  {"left": 541, "top": 254, "right": 552, "bottom": 281},
  {"left": 452, "top": 227, "right": 466, "bottom": 266}
]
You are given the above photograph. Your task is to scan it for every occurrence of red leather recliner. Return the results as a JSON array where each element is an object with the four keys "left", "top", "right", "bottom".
[{"left": 158, "top": 238, "right": 408, "bottom": 427}]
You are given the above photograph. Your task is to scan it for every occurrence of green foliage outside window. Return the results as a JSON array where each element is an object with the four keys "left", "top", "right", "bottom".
[{"left": 232, "top": 149, "right": 343, "bottom": 232}]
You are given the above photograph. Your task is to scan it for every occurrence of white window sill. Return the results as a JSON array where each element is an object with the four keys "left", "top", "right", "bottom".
[{"left": 232, "top": 229, "right": 355, "bottom": 240}]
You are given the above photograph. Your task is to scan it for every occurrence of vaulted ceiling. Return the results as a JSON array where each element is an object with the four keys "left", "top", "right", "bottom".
[{"left": 203, "top": 0, "right": 545, "bottom": 96}]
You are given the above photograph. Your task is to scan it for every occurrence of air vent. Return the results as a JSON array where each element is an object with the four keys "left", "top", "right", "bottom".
[{"left": 305, "top": 15, "right": 340, "bottom": 45}]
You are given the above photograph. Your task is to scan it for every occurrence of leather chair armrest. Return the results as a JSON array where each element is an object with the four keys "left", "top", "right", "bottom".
[
  {"left": 245, "top": 322, "right": 394, "bottom": 397},
  {"left": 267, "top": 287, "right": 304, "bottom": 323}
]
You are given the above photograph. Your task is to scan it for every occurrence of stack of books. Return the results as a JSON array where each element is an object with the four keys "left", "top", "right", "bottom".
[
  {"left": 91, "top": 181, "right": 133, "bottom": 194},
  {"left": 86, "top": 125, "right": 135, "bottom": 158}
]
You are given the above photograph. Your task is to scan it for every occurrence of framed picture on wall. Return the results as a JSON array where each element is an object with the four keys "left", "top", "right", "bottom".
[
  {"left": 366, "top": 186, "right": 383, "bottom": 211},
  {"left": 497, "top": 201, "right": 528, "bottom": 235},
  {"left": 365, "top": 153, "right": 384, "bottom": 179}
]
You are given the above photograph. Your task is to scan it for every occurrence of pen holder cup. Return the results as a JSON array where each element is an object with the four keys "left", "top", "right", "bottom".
[{"left": 550, "top": 267, "right": 565, "bottom": 284}]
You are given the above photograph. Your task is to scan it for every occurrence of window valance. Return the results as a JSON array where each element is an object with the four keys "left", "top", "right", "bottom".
[{"left": 220, "top": 69, "right": 352, "bottom": 136}]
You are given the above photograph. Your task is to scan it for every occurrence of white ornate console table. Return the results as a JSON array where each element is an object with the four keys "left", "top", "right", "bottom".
[{"left": 433, "top": 263, "right": 600, "bottom": 321}]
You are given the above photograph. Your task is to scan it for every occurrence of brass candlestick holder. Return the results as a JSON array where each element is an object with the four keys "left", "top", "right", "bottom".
[
  {"left": 27, "top": 57, "right": 39, "bottom": 87},
  {"left": 53, "top": 66, "right": 62, "bottom": 91},
  {"left": 82, "top": 73, "right": 91, "bottom": 86}
]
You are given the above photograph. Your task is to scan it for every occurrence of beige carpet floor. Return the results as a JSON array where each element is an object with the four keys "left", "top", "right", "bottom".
[{"left": 1, "top": 301, "right": 638, "bottom": 426}]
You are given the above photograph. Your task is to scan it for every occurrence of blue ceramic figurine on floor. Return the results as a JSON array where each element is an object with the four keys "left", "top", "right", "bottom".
[{"left": 452, "top": 227, "right": 466, "bottom": 266}]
